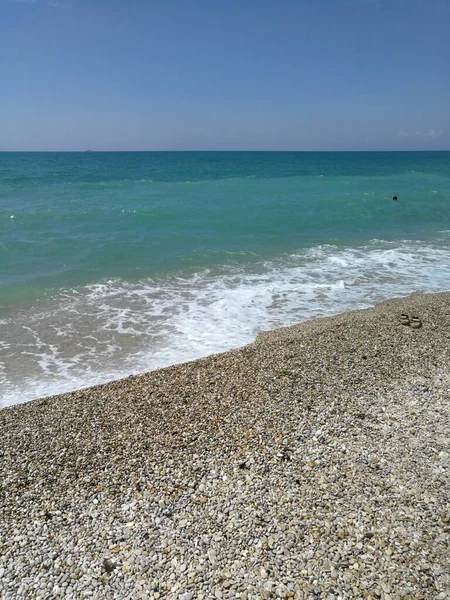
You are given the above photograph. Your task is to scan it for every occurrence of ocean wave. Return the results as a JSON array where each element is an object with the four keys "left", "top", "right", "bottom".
[{"left": 1, "top": 238, "right": 449, "bottom": 407}]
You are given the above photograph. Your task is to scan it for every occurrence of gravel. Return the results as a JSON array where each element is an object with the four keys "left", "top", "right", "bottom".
[{"left": 1, "top": 291, "right": 449, "bottom": 600}]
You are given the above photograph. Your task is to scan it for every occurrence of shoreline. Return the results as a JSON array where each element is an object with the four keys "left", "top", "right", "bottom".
[
  {"left": 1, "top": 291, "right": 449, "bottom": 599},
  {"left": 3, "top": 288, "right": 450, "bottom": 411}
]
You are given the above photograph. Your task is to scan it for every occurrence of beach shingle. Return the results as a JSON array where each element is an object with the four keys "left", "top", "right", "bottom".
[{"left": 1, "top": 291, "right": 449, "bottom": 599}]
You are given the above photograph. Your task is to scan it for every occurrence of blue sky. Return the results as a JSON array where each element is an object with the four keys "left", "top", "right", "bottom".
[{"left": 1, "top": 0, "right": 449, "bottom": 151}]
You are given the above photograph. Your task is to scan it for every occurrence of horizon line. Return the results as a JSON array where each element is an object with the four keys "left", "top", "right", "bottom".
[{"left": 1, "top": 149, "right": 449, "bottom": 153}]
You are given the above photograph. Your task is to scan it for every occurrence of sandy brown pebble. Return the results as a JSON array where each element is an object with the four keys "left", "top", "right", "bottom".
[{"left": 1, "top": 291, "right": 449, "bottom": 599}]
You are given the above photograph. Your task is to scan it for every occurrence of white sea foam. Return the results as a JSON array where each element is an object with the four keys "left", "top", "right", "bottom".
[{"left": 1, "top": 238, "right": 449, "bottom": 407}]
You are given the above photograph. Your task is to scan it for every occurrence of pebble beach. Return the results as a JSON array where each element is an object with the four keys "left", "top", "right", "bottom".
[{"left": 1, "top": 291, "right": 449, "bottom": 600}]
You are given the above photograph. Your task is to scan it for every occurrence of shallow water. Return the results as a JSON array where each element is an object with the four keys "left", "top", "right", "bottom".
[{"left": 1, "top": 151, "right": 449, "bottom": 406}]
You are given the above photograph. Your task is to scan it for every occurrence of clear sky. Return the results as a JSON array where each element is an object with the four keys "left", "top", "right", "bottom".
[{"left": 1, "top": 0, "right": 449, "bottom": 151}]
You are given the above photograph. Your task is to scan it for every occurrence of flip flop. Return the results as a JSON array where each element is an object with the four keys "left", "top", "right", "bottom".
[
  {"left": 399, "top": 313, "right": 410, "bottom": 326},
  {"left": 410, "top": 316, "right": 422, "bottom": 329}
]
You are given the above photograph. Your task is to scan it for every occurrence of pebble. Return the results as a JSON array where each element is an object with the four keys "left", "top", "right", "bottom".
[{"left": 1, "top": 292, "right": 449, "bottom": 599}]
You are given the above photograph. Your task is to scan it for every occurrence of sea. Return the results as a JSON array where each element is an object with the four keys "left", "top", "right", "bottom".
[{"left": 1, "top": 151, "right": 450, "bottom": 407}]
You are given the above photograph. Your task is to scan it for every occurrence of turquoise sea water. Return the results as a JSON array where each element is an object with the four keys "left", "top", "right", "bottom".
[{"left": 1, "top": 151, "right": 450, "bottom": 406}]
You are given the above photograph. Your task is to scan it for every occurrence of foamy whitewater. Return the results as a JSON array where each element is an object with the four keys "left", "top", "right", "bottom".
[{"left": 1, "top": 152, "right": 450, "bottom": 406}]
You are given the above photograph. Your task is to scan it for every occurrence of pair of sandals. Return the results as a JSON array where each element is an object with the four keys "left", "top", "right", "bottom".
[{"left": 399, "top": 314, "right": 422, "bottom": 329}]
